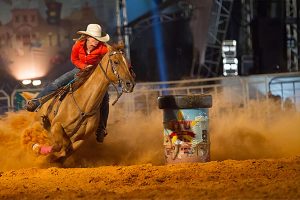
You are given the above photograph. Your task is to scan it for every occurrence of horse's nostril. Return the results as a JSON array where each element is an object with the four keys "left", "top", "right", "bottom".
[
  {"left": 122, "top": 81, "right": 134, "bottom": 92},
  {"left": 126, "top": 81, "right": 132, "bottom": 88}
]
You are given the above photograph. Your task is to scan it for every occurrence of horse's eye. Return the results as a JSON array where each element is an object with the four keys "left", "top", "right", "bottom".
[{"left": 114, "top": 60, "right": 120, "bottom": 65}]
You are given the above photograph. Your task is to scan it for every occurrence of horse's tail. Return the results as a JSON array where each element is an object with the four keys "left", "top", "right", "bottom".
[{"left": 20, "top": 91, "right": 39, "bottom": 100}]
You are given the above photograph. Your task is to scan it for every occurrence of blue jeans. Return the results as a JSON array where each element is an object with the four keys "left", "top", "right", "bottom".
[
  {"left": 37, "top": 68, "right": 109, "bottom": 134},
  {"left": 37, "top": 68, "right": 80, "bottom": 98}
]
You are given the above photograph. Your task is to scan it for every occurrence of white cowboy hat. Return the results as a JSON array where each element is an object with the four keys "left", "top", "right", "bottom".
[{"left": 77, "top": 24, "right": 110, "bottom": 42}]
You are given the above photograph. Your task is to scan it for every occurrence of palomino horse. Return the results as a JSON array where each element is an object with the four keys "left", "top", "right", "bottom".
[{"left": 28, "top": 43, "right": 135, "bottom": 162}]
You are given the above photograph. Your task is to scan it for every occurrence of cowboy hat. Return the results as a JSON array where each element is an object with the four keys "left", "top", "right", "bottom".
[{"left": 77, "top": 24, "right": 110, "bottom": 42}]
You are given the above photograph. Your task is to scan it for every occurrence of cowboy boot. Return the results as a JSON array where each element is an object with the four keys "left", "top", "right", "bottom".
[
  {"left": 25, "top": 99, "right": 41, "bottom": 112},
  {"left": 96, "top": 92, "right": 109, "bottom": 143},
  {"left": 96, "top": 127, "right": 108, "bottom": 143}
]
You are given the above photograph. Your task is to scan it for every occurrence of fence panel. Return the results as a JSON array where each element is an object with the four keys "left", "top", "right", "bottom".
[
  {"left": 109, "top": 73, "right": 300, "bottom": 115},
  {"left": 8, "top": 72, "right": 300, "bottom": 115},
  {"left": 0, "top": 90, "right": 10, "bottom": 115}
]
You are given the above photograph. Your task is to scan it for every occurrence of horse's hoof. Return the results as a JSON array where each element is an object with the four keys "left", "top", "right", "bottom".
[
  {"left": 32, "top": 143, "right": 41, "bottom": 153},
  {"left": 46, "top": 154, "right": 66, "bottom": 164}
]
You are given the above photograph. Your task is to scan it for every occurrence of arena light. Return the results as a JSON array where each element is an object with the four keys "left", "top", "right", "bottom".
[
  {"left": 222, "top": 40, "right": 238, "bottom": 76},
  {"left": 223, "top": 58, "right": 239, "bottom": 65},
  {"left": 222, "top": 46, "right": 230, "bottom": 52},
  {"left": 7, "top": 49, "right": 49, "bottom": 80},
  {"left": 22, "top": 79, "right": 32, "bottom": 85},
  {"left": 32, "top": 80, "right": 42, "bottom": 86}
]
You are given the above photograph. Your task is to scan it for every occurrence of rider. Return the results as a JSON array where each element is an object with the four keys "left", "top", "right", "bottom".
[{"left": 25, "top": 24, "right": 110, "bottom": 143}]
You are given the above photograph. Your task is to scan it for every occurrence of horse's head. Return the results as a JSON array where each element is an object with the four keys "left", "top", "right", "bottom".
[{"left": 103, "top": 42, "right": 135, "bottom": 93}]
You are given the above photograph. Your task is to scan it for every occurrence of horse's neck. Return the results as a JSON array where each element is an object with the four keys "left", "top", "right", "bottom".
[{"left": 74, "top": 56, "right": 110, "bottom": 111}]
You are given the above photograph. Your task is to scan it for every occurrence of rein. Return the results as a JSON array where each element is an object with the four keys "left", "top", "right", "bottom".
[
  {"left": 68, "top": 84, "right": 99, "bottom": 137},
  {"left": 98, "top": 50, "right": 124, "bottom": 106},
  {"left": 41, "top": 50, "right": 127, "bottom": 137},
  {"left": 67, "top": 50, "right": 126, "bottom": 137}
]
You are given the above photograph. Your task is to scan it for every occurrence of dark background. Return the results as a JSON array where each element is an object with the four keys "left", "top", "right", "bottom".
[{"left": 0, "top": 0, "right": 297, "bottom": 91}]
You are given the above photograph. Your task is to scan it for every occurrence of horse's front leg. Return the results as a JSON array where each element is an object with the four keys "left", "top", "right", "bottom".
[
  {"left": 48, "top": 122, "right": 73, "bottom": 161},
  {"left": 70, "top": 116, "right": 99, "bottom": 151}
]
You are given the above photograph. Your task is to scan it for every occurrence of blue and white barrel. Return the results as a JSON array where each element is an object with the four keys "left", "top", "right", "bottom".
[{"left": 158, "top": 95, "right": 212, "bottom": 164}]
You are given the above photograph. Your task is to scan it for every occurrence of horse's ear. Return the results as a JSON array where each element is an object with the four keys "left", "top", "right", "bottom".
[
  {"left": 20, "top": 92, "right": 39, "bottom": 100},
  {"left": 117, "top": 40, "right": 125, "bottom": 49},
  {"left": 111, "top": 41, "right": 125, "bottom": 51}
]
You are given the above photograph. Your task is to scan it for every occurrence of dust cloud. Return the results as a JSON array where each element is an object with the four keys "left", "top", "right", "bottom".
[
  {"left": 0, "top": 111, "right": 53, "bottom": 171},
  {"left": 210, "top": 96, "right": 300, "bottom": 160},
  {"left": 0, "top": 92, "right": 299, "bottom": 171},
  {"left": 65, "top": 108, "right": 165, "bottom": 167}
]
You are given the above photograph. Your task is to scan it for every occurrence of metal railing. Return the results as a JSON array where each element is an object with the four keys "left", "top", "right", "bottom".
[
  {"left": 109, "top": 72, "right": 300, "bottom": 115},
  {"left": 3, "top": 72, "right": 300, "bottom": 116},
  {"left": 0, "top": 90, "right": 11, "bottom": 115}
]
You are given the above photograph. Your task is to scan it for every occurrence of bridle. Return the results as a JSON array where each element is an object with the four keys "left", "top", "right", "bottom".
[
  {"left": 65, "top": 50, "right": 133, "bottom": 138},
  {"left": 98, "top": 50, "right": 132, "bottom": 105}
]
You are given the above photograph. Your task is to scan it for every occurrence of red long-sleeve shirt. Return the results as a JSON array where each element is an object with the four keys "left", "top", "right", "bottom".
[{"left": 71, "top": 40, "right": 108, "bottom": 70}]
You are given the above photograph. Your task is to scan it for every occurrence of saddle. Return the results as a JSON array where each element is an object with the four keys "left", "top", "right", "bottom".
[{"left": 40, "top": 66, "right": 96, "bottom": 130}]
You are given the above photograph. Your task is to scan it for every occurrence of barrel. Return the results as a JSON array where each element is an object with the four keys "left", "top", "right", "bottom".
[{"left": 157, "top": 94, "right": 212, "bottom": 164}]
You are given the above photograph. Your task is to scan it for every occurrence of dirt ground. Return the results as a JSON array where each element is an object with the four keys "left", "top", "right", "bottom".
[
  {"left": 0, "top": 98, "right": 300, "bottom": 199},
  {"left": 0, "top": 156, "right": 300, "bottom": 199}
]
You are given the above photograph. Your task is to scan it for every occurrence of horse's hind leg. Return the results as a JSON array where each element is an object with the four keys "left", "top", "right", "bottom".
[{"left": 49, "top": 122, "right": 72, "bottom": 161}]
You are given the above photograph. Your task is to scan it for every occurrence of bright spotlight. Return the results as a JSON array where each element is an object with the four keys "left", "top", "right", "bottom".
[
  {"left": 222, "top": 40, "right": 238, "bottom": 76},
  {"left": 22, "top": 79, "right": 32, "bottom": 85},
  {"left": 32, "top": 80, "right": 42, "bottom": 86}
]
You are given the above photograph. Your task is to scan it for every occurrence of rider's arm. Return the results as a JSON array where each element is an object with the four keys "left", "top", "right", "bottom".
[{"left": 71, "top": 41, "right": 87, "bottom": 70}]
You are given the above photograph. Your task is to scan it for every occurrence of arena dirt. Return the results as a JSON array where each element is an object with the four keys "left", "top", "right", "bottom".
[{"left": 0, "top": 96, "right": 299, "bottom": 199}]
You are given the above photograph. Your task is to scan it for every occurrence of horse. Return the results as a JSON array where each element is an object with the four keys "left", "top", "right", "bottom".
[{"left": 24, "top": 43, "right": 135, "bottom": 162}]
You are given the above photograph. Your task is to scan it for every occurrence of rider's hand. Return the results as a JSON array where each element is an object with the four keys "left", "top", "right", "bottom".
[{"left": 83, "top": 65, "right": 94, "bottom": 72}]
